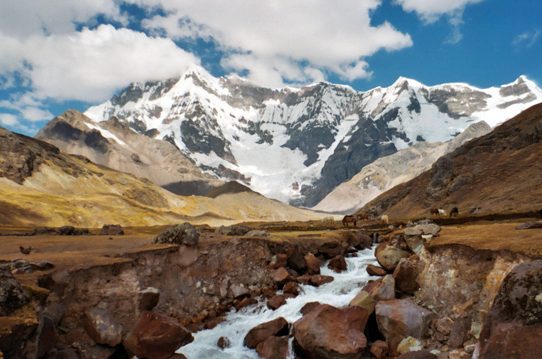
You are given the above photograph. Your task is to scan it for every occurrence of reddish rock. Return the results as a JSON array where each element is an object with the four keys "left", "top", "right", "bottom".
[
  {"left": 304, "top": 252, "right": 321, "bottom": 275},
  {"left": 283, "top": 281, "right": 300, "bottom": 297},
  {"left": 270, "top": 253, "right": 288, "bottom": 269},
  {"left": 256, "top": 336, "right": 289, "bottom": 359},
  {"left": 138, "top": 287, "right": 160, "bottom": 311},
  {"left": 479, "top": 260, "right": 542, "bottom": 359},
  {"left": 376, "top": 299, "right": 434, "bottom": 353},
  {"left": 296, "top": 274, "right": 312, "bottom": 285},
  {"left": 352, "top": 231, "right": 373, "bottom": 249},
  {"left": 235, "top": 297, "right": 258, "bottom": 311},
  {"left": 328, "top": 255, "right": 347, "bottom": 273},
  {"left": 365, "top": 275, "right": 396, "bottom": 301},
  {"left": 123, "top": 311, "right": 194, "bottom": 359},
  {"left": 370, "top": 340, "right": 389, "bottom": 359},
  {"left": 83, "top": 308, "right": 123, "bottom": 347},
  {"left": 217, "top": 336, "right": 230, "bottom": 349},
  {"left": 271, "top": 267, "right": 290, "bottom": 285},
  {"left": 287, "top": 248, "right": 307, "bottom": 273},
  {"left": 36, "top": 315, "right": 59, "bottom": 358},
  {"left": 309, "top": 275, "right": 334, "bottom": 287},
  {"left": 318, "top": 241, "right": 344, "bottom": 259},
  {"left": 244, "top": 317, "right": 289, "bottom": 349},
  {"left": 393, "top": 256, "right": 422, "bottom": 294},
  {"left": 367, "top": 264, "right": 387, "bottom": 276},
  {"left": 293, "top": 304, "right": 369, "bottom": 358},
  {"left": 300, "top": 301, "right": 321, "bottom": 315},
  {"left": 375, "top": 243, "right": 411, "bottom": 272},
  {"left": 267, "top": 295, "right": 286, "bottom": 310}
]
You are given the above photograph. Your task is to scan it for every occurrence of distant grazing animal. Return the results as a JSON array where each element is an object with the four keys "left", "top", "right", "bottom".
[
  {"left": 438, "top": 209, "right": 447, "bottom": 216},
  {"left": 450, "top": 207, "right": 459, "bottom": 217},
  {"left": 342, "top": 215, "right": 357, "bottom": 228},
  {"left": 19, "top": 246, "right": 32, "bottom": 255},
  {"left": 381, "top": 215, "right": 389, "bottom": 224},
  {"left": 356, "top": 213, "right": 369, "bottom": 221},
  {"left": 430, "top": 208, "right": 439, "bottom": 216}
]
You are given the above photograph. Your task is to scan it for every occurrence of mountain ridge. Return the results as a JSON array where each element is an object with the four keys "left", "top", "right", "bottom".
[
  {"left": 67, "top": 66, "right": 542, "bottom": 207},
  {"left": 355, "top": 103, "right": 542, "bottom": 219}
]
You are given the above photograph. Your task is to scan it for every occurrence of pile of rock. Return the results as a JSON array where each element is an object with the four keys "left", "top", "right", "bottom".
[
  {"left": 154, "top": 223, "right": 199, "bottom": 247},
  {"left": 100, "top": 224, "right": 124, "bottom": 235}
]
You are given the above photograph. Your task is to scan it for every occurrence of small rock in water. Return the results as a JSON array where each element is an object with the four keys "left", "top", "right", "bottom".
[
  {"left": 217, "top": 336, "right": 230, "bottom": 349},
  {"left": 328, "top": 255, "right": 347, "bottom": 273},
  {"left": 267, "top": 295, "right": 286, "bottom": 310},
  {"left": 367, "top": 264, "right": 387, "bottom": 276}
]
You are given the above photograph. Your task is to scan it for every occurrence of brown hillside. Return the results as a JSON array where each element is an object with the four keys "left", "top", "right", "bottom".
[{"left": 357, "top": 102, "right": 542, "bottom": 219}]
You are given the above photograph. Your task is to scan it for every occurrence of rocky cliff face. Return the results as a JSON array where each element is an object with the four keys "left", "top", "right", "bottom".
[
  {"left": 36, "top": 110, "right": 223, "bottom": 196},
  {"left": 358, "top": 103, "right": 542, "bottom": 218},
  {"left": 313, "top": 121, "right": 491, "bottom": 213},
  {"left": 81, "top": 66, "right": 542, "bottom": 207}
]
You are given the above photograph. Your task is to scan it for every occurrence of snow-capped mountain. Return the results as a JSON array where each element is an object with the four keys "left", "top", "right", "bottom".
[
  {"left": 84, "top": 65, "right": 542, "bottom": 207},
  {"left": 312, "top": 121, "right": 492, "bottom": 213}
]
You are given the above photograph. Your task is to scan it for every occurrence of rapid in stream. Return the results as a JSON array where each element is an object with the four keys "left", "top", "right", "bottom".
[{"left": 180, "top": 247, "right": 377, "bottom": 358}]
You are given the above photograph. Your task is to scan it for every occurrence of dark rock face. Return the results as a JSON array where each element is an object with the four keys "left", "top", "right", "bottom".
[
  {"left": 100, "top": 224, "right": 124, "bottom": 236},
  {"left": 328, "top": 255, "right": 347, "bottom": 273},
  {"left": 154, "top": 223, "right": 199, "bottom": 247},
  {"left": 376, "top": 299, "right": 434, "bottom": 353},
  {"left": 478, "top": 260, "right": 542, "bottom": 359},
  {"left": 393, "top": 256, "right": 422, "bottom": 294},
  {"left": 123, "top": 311, "right": 193, "bottom": 359},
  {"left": 300, "top": 116, "right": 398, "bottom": 207},
  {"left": 0, "top": 268, "right": 28, "bottom": 316},
  {"left": 293, "top": 303, "right": 369, "bottom": 359},
  {"left": 243, "top": 317, "right": 289, "bottom": 349},
  {"left": 181, "top": 119, "right": 235, "bottom": 164}
]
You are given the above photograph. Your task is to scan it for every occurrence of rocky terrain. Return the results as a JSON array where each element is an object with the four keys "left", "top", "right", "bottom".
[
  {"left": 357, "top": 103, "right": 542, "bottom": 219},
  {"left": 36, "top": 110, "right": 224, "bottom": 196},
  {"left": 313, "top": 121, "right": 491, "bottom": 213},
  {"left": 1, "top": 217, "right": 541, "bottom": 359},
  {"left": 74, "top": 66, "right": 542, "bottom": 207},
  {"left": 0, "top": 127, "right": 326, "bottom": 227}
]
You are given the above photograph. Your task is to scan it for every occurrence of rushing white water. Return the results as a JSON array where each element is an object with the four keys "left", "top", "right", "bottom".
[{"left": 179, "top": 247, "right": 378, "bottom": 358}]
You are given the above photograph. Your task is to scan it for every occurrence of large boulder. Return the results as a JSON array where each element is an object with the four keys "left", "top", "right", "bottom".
[
  {"left": 376, "top": 299, "right": 434, "bottom": 353},
  {"left": 367, "top": 264, "right": 387, "bottom": 276},
  {"left": 267, "top": 295, "right": 286, "bottom": 310},
  {"left": 375, "top": 244, "right": 411, "bottom": 272},
  {"left": 256, "top": 336, "right": 289, "bottom": 359},
  {"left": 244, "top": 317, "right": 289, "bottom": 349},
  {"left": 293, "top": 303, "right": 369, "bottom": 358},
  {"left": 287, "top": 247, "right": 307, "bottom": 273},
  {"left": 350, "top": 275, "right": 395, "bottom": 313},
  {"left": 100, "top": 224, "right": 124, "bottom": 235},
  {"left": 123, "top": 311, "right": 193, "bottom": 359},
  {"left": 271, "top": 267, "right": 290, "bottom": 286},
  {"left": 304, "top": 252, "right": 321, "bottom": 275},
  {"left": 393, "top": 256, "right": 422, "bottom": 294},
  {"left": 478, "top": 260, "right": 542, "bottom": 359},
  {"left": 318, "top": 241, "right": 345, "bottom": 259},
  {"left": 328, "top": 255, "right": 347, "bottom": 273},
  {"left": 352, "top": 230, "right": 374, "bottom": 250},
  {"left": 83, "top": 308, "right": 123, "bottom": 347},
  {"left": 215, "top": 225, "right": 250, "bottom": 236},
  {"left": 0, "top": 268, "right": 28, "bottom": 316},
  {"left": 154, "top": 223, "right": 199, "bottom": 247}
]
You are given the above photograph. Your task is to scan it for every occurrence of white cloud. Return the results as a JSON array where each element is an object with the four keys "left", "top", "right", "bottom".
[
  {"left": 136, "top": 0, "right": 412, "bottom": 86},
  {"left": 513, "top": 30, "right": 541, "bottom": 48},
  {"left": 394, "top": 0, "right": 482, "bottom": 44},
  {"left": 394, "top": 0, "right": 483, "bottom": 22},
  {"left": 0, "top": 0, "right": 121, "bottom": 38},
  {"left": 0, "top": 25, "right": 199, "bottom": 102},
  {"left": 0, "top": 113, "right": 18, "bottom": 126}
]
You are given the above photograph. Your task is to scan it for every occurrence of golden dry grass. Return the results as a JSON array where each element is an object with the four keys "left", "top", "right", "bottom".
[{"left": 431, "top": 221, "right": 542, "bottom": 258}]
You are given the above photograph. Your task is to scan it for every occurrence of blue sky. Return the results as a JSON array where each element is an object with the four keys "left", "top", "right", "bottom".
[{"left": 0, "top": 0, "right": 540, "bottom": 135}]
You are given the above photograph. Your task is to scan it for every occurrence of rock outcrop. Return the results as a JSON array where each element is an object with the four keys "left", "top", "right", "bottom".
[{"left": 293, "top": 303, "right": 369, "bottom": 358}]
